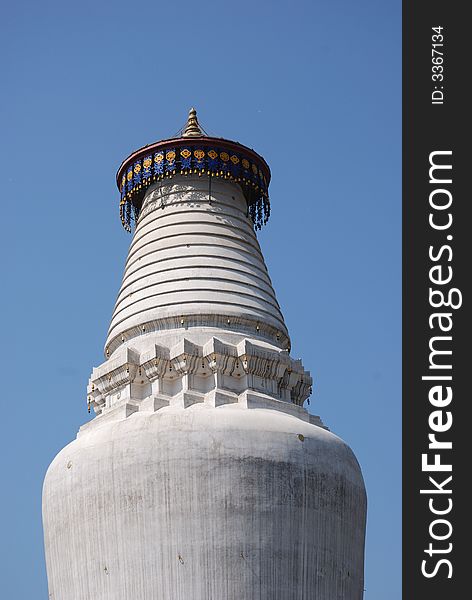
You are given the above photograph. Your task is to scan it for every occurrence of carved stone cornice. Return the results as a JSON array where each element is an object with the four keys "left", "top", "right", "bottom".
[{"left": 87, "top": 337, "right": 314, "bottom": 420}]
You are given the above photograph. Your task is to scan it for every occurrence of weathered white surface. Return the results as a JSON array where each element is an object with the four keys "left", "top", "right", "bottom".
[{"left": 43, "top": 407, "right": 366, "bottom": 600}]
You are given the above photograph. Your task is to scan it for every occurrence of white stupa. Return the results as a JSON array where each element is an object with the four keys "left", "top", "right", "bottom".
[{"left": 43, "top": 109, "right": 367, "bottom": 599}]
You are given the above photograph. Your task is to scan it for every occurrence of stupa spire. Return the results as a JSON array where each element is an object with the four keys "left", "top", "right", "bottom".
[
  {"left": 43, "top": 110, "right": 366, "bottom": 600},
  {"left": 182, "top": 107, "right": 204, "bottom": 137}
]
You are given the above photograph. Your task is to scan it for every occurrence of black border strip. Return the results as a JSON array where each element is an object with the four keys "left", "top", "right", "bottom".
[{"left": 403, "top": 3, "right": 469, "bottom": 596}]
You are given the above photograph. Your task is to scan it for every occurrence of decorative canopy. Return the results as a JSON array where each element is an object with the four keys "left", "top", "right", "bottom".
[{"left": 116, "top": 108, "right": 271, "bottom": 232}]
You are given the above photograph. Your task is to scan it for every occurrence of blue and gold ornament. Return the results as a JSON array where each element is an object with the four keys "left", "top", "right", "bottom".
[
  {"left": 165, "top": 149, "right": 176, "bottom": 175},
  {"left": 194, "top": 149, "right": 205, "bottom": 173},
  {"left": 126, "top": 168, "right": 133, "bottom": 193},
  {"left": 180, "top": 148, "right": 192, "bottom": 172},
  {"left": 207, "top": 149, "right": 218, "bottom": 173},
  {"left": 118, "top": 137, "right": 270, "bottom": 231},
  {"left": 230, "top": 154, "right": 240, "bottom": 179},
  {"left": 133, "top": 162, "right": 142, "bottom": 187},
  {"left": 219, "top": 151, "right": 230, "bottom": 176},
  {"left": 153, "top": 151, "right": 164, "bottom": 177},
  {"left": 142, "top": 156, "right": 153, "bottom": 182}
]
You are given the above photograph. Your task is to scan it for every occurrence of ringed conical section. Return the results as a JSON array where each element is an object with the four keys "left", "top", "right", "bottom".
[{"left": 106, "top": 175, "right": 288, "bottom": 357}]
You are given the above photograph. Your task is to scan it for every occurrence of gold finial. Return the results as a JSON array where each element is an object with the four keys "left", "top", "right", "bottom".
[{"left": 182, "top": 107, "right": 204, "bottom": 137}]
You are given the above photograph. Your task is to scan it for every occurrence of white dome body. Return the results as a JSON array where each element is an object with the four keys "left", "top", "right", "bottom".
[
  {"left": 43, "top": 118, "right": 367, "bottom": 599},
  {"left": 43, "top": 408, "right": 366, "bottom": 600}
]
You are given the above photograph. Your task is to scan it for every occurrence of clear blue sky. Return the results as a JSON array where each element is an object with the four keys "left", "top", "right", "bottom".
[{"left": 0, "top": 1, "right": 400, "bottom": 597}]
